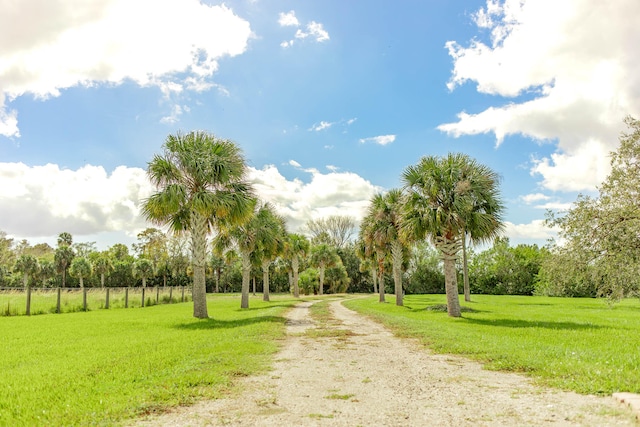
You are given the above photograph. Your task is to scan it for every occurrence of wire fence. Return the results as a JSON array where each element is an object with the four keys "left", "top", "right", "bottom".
[{"left": 0, "top": 286, "right": 192, "bottom": 316}]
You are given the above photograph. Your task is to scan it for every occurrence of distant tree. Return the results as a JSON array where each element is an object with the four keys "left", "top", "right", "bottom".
[
  {"left": 142, "top": 131, "right": 255, "bottom": 318},
  {"left": 285, "top": 234, "right": 310, "bottom": 298},
  {"left": 299, "top": 268, "right": 319, "bottom": 295},
  {"left": 57, "top": 232, "right": 73, "bottom": 248},
  {"left": 37, "top": 259, "right": 56, "bottom": 288},
  {"left": 73, "top": 242, "right": 97, "bottom": 258},
  {"left": 54, "top": 245, "right": 75, "bottom": 287},
  {"left": 14, "top": 254, "right": 39, "bottom": 288},
  {"left": 93, "top": 254, "right": 113, "bottom": 289},
  {"left": 254, "top": 205, "right": 287, "bottom": 302},
  {"left": 132, "top": 258, "right": 155, "bottom": 288},
  {"left": 310, "top": 244, "right": 340, "bottom": 295},
  {"left": 541, "top": 116, "right": 640, "bottom": 300},
  {"left": 406, "top": 242, "right": 445, "bottom": 294},
  {"left": 69, "top": 257, "right": 92, "bottom": 288},
  {"left": 305, "top": 215, "right": 356, "bottom": 248}
]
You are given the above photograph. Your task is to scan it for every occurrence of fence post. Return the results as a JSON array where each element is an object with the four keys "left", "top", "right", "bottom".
[
  {"left": 141, "top": 287, "right": 145, "bottom": 307},
  {"left": 156, "top": 286, "right": 159, "bottom": 304},
  {"left": 181, "top": 286, "right": 185, "bottom": 302},
  {"left": 169, "top": 286, "right": 173, "bottom": 303},
  {"left": 56, "top": 287, "right": 61, "bottom": 314},
  {"left": 125, "top": 287, "right": 129, "bottom": 308},
  {"left": 105, "top": 288, "right": 110, "bottom": 309},
  {"left": 26, "top": 286, "right": 32, "bottom": 316},
  {"left": 83, "top": 288, "right": 87, "bottom": 311}
]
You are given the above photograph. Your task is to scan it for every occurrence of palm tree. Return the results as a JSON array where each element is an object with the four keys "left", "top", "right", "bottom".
[
  {"left": 93, "top": 254, "right": 113, "bottom": 289},
  {"left": 310, "top": 243, "right": 340, "bottom": 295},
  {"left": 132, "top": 258, "right": 155, "bottom": 288},
  {"left": 254, "top": 206, "right": 287, "bottom": 302},
  {"left": 69, "top": 257, "right": 92, "bottom": 288},
  {"left": 355, "top": 239, "right": 377, "bottom": 294},
  {"left": 54, "top": 245, "right": 75, "bottom": 287},
  {"left": 286, "top": 234, "right": 310, "bottom": 298},
  {"left": 37, "top": 259, "right": 56, "bottom": 287},
  {"left": 57, "top": 232, "right": 73, "bottom": 248},
  {"left": 142, "top": 131, "right": 255, "bottom": 318},
  {"left": 366, "top": 189, "right": 408, "bottom": 306},
  {"left": 402, "top": 153, "right": 504, "bottom": 317},
  {"left": 14, "top": 254, "right": 39, "bottom": 288}
]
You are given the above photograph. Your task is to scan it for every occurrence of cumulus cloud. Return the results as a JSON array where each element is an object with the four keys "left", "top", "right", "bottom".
[
  {"left": 0, "top": 163, "right": 153, "bottom": 238},
  {"left": 279, "top": 10, "right": 329, "bottom": 48},
  {"left": 0, "top": 0, "right": 252, "bottom": 137},
  {"left": 0, "top": 161, "right": 381, "bottom": 245},
  {"left": 504, "top": 219, "right": 558, "bottom": 242},
  {"left": 359, "top": 135, "right": 396, "bottom": 146},
  {"left": 249, "top": 165, "right": 380, "bottom": 232},
  {"left": 520, "top": 193, "right": 549, "bottom": 204},
  {"left": 438, "top": 0, "right": 640, "bottom": 192}
]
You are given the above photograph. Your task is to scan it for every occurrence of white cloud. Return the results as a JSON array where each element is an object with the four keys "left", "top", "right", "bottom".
[
  {"left": 0, "top": 162, "right": 153, "bottom": 238},
  {"left": 288, "top": 160, "right": 301, "bottom": 168},
  {"left": 359, "top": 135, "right": 396, "bottom": 146},
  {"left": 249, "top": 165, "right": 380, "bottom": 232},
  {"left": 278, "top": 11, "right": 299, "bottom": 27},
  {"left": 439, "top": 0, "right": 640, "bottom": 192},
  {"left": 309, "top": 121, "right": 333, "bottom": 132},
  {"left": 0, "top": 0, "right": 252, "bottom": 137},
  {"left": 279, "top": 11, "right": 329, "bottom": 48},
  {"left": 326, "top": 165, "right": 339, "bottom": 172},
  {"left": 0, "top": 161, "right": 380, "bottom": 247},
  {"left": 520, "top": 193, "right": 549, "bottom": 204},
  {"left": 160, "top": 104, "right": 190, "bottom": 124},
  {"left": 504, "top": 219, "right": 558, "bottom": 241}
]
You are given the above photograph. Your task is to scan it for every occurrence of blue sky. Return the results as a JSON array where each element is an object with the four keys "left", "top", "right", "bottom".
[{"left": 1, "top": 0, "right": 639, "bottom": 250}]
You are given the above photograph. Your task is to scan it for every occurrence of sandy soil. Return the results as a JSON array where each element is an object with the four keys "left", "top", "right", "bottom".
[{"left": 133, "top": 298, "right": 635, "bottom": 426}]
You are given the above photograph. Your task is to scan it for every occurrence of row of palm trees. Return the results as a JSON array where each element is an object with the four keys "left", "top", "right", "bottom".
[
  {"left": 359, "top": 154, "right": 505, "bottom": 317},
  {"left": 142, "top": 131, "right": 504, "bottom": 318}
]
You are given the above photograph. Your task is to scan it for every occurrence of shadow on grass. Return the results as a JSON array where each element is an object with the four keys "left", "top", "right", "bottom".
[
  {"left": 174, "top": 315, "right": 287, "bottom": 330},
  {"left": 463, "top": 317, "right": 601, "bottom": 330},
  {"left": 234, "top": 303, "right": 296, "bottom": 312}
]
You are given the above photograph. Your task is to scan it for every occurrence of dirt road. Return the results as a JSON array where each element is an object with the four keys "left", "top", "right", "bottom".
[{"left": 134, "top": 298, "right": 634, "bottom": 426}]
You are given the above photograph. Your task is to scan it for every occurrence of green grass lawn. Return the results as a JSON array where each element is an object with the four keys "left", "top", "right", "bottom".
[
  {"left": 0, "top": 294, "right": 297, "bottom": 426},
  {"left": 344, "top": 294, "right": 640, "bottom": 396}
]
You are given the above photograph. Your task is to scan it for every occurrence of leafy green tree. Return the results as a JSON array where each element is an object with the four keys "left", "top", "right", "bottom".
[
  {"left": 14, "top": 254, "right": 39, "bottom": 288},
  {"left": 542, "top": 117, "right": 640, "bottom": 300},
  {"left": 401, "top": 153, "right": 504, "bottom": 317},
  {"left": 142, "top": 131, "right": 255, "bottom": 318},
  {"left": 310, "top": 243, "right": 340, "bottom": 295},
  {"left": 132, "top": 258, "right": 155, "bottom": 288},
  {"left": 298, "top": 268, "right": 319, "bottom": 295},
  {"left": 324, "top": 258, "right": 351, "bottom": 293},
  {"left": 405, "top": 242, "right": 445, "bottom": 294},
  {"left": 305, "top": 215, "right": 356, "bottom": 248},
  {"left": 285, "top": 234, "right": 310, "bottom": 298},
  {"left": 72, "top": 242, "right": 97, "bottom": 258},
  {"left": 69, "top": 257, "right": 92, "bottom": 288}
]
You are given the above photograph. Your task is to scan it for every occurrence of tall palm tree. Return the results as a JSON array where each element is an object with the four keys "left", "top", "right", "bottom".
[
  {"left": 366, "top": 189, "right": 408, "bottom": 306},
  {"left": 54, "top": 245, "right": 75, "bottom": 288},
  {"left": 310, "top": 243, "right": 340, "bottom": 295},
  {"left": 286, "top": 234, "right": 310, "bottom": 298},
  {"left": 254, "top": 206, "right": 287, "bottom": 302},
  {"left": 214, "top": 201, "right": 286, "bottom": 308},
  {"left": 402, "top": 153, "right": 504, "bottom": 317},
  {"left": 359, "top": 209, "right": 388, "bottom": 303},
  {"left": 142, "top": 131, "right": 255, "bottom": 318}
]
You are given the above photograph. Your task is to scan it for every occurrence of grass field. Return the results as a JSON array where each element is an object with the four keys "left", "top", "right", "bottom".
[
  {"left": 344, "top": 294, "right": 640, "bottom": 396},
  {"left": 0, "top": 287, "right": 191, "bottom": 316},
  {"left": 0, "top": 294, "right": 297, "bottom": 426}
]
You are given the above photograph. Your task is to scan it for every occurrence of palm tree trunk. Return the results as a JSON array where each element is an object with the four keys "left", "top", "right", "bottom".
[
  {"left": 319, "top": 265, "right": 325, "bottom": 295},
  {"left": 391, "top": 240, "right": 403, "bottom": 306},
  {"left": 377, "top": 253, "right": 385, "bottom": 303},
  {"left": 436, "top": 236, "right": 462, "bottom": 317},
  {"left": 241, "top": 252, "right": 251, "bottom": 308},
  {"left": 292, "top": 257, "right": 300, "bottom": 298},
  {"left": 262, "top": 261, "right": 270, "bottom": 301},
  {"left": 462, "top": 232, "right": 471, "bottom": 302},
  {"left": 371, "top": 267, "right": 377, "bottom": 294},
  {"left": 252, "top": 276, "right": 256, "bottom": 296},
  {"left": 191, "top": 211, "right": 209, "bottom": 318}
]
